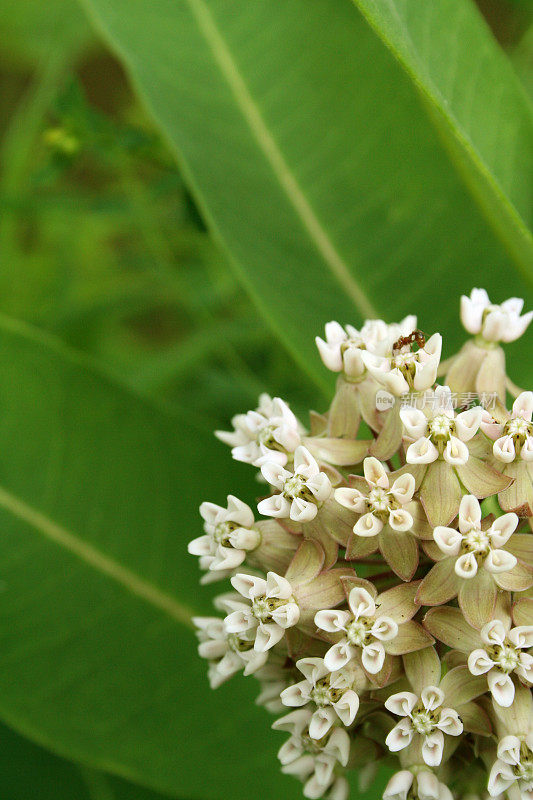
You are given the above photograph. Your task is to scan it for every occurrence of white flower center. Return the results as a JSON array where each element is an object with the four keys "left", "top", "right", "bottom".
[
  {"left": 346, "top": 618, "right": 370, "bottom": 646},
  {"left": 257, "top": 424, "right": 284, "bottom": 452},
  {"left": 411, "top": 707, "right": 439, "bottom": 736},
  {"left": 309, "top": 677, "right": 343, "bottom": 707},
  {"left": 393, "top": 351, "right": 415, "bottom": 368},
  {"left": 492, "top": 644, "right": 520, "bottom": 673},
  {"left": 213, "top": 520, "right": 237, "bottom": 546},
  {"left": 252, "top": 595, "right": 287, "bottom": 621},
  {"left": 368, "top": 487, "right": 391, "bottom": 513},
  {"left": 429, "top": 414, "right": 454, "bottom": 440},
  {"left": 462, "top": 527, "right": 490, "bottom": 555},
  {"left": 507, "top": 418, "right": 530, "bottom": 436},
  {"left": 283, "top": 475, "right": 316, "bottom": 505}
]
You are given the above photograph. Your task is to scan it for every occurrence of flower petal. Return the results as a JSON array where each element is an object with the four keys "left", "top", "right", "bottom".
[
  {"left": 384, "top": 691, "right": 418, "bottom": 717},
  {"left": 467, "top": 649, "right": 495, "bottom": 675},
  {"left": 406, "top": 438, "right": 439, "bottom": 464},
  {"left": 385, "top": 719, "right": 413, "bottom": 752},
  {"left": 488, "top": 513, "right": 519, "bottom": 547},
  {"left": 433, "top": 527, "right": 462, "bottom": 556},
  {"left": 421, "top": 685, "right": 444, "bottom": 711},
  {"left": 487, "top": 670, "right": 515, "bottom": 707},
  {"left": 334, "top": 487, "right": 367, "bottom": 514},
  {"left": 323, "top": 641, "right": 354, "bottom": 672},
  {"left": 362, "top": 641, "right": 385, "bottom": 673},
  {"left": 484, "top": 549, "right": 517, "bottom": 574},
  {"left": 348, "top": 586, "right": 376, "bottom": 618},
  {"left": 314, "top": 609, "right": 351, "bottom": 633},
  {"left": 443, "top": 437, "right": 469, "bottom": 466},
  {"left": 421, "top": 730, "right": 444, "bottom": 767},
  {"left": 455, "top": 552, "right": 478, "bottom": 579},
  {"left": 353, "top": 512, "right": 383, "bottom": 537}
]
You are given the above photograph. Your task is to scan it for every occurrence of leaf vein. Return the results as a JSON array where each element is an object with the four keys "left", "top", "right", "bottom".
[
  {"left": 0, "top": 486, "right": 194, "bottom": 629},
  {"left": 185, "top": 0, "right": 378, "bottom": 319}
]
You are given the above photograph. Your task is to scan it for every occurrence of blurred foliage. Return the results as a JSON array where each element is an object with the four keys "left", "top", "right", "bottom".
[{"left": 0, "top": 15, "right": 322, "bottom": 431}]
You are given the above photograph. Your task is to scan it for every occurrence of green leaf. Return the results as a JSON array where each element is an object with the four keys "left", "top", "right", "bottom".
[
  {"left": 0, "top": 315, "right": 299, "bottom": 799},
  {"left": 0, "top": 0, "right": 93, "bottom": 67},
  {"left": 78, "top": 0, "right": 533, "bottom": 392},
  {"left": 0, "top": 720, "right": 167, "bottom": 800},
  {"left": 350, "top": 0, "right": 533, "bottom": 275}
]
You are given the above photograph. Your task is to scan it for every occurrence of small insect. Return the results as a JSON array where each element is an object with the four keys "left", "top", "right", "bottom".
[{"left": 392, "top": 329, "right": 426, "bottom": 354}]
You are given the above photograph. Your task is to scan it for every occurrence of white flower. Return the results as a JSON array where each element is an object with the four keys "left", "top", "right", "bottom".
[
  {"left": 258, "top": 446, "right": 332, "bottom": 522},
  {"left": 461, "top": 288, "right": 533, "bottom": 343},
  {"left": 383, "top": 769, "right": 453, "bottom": 800},
  {"left": 385, "top": 686, "right": 463, "bottom": 766},
  {"left": 273, "top": 708, "right": 350, "bottom": 797},
  {"left": 362, "top": 332, "right": 441, "bottom": 395},
  {"left": 188, "top": 495, "right": 260, "bottom": 573},
  {"left": 335, "top": 457, "right": 415, "bottom": 536},
  {"left": 193, "top": 617, "right": 268, "bottom": 687},
  {"left": 481, "top": 391, "right": 533, "bottom": 463},
  {"left": 224, "top": 572, "right": 300, "bottom": 652},
  {"left": 315, "top": 317, "right": 416, "bottom": 379},
  {"left": 467, "top": 619, "right": 533, "bottom": 707},
  {"left": 315, "top": 587, "right": 398, "bottom": 675},
  {"left": 433, "top": 495, "right": 518, "bottom": 579},
  {"left": 281, "top": 657, "right": 361, "bottom": 737},
  {"left": 488, "top": 735, "right": 533, "bottom": 799},
  {"left": 215, "top": 394, "right": 301, "bottom": 466},
  {"left": 401, "top": 385, "right": 483, "bottom": 465}
]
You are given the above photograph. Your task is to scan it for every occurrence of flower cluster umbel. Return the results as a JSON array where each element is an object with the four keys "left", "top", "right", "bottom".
[{"left": 189, "top": 289, "right": 533, "bottom": 800}]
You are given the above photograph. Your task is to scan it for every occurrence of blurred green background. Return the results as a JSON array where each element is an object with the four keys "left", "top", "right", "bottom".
[{"left": 0, "top": 0, "right": 532, "bottom": 797}]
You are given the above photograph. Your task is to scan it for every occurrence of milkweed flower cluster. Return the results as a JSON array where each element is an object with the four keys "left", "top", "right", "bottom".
[{"left": 189, "top": 289, "right": 533, "bottom": 800}]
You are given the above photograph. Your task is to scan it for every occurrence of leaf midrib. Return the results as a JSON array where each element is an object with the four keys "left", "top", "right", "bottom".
[
  {"left": 351, "top": 0, "right": 533, "bottom": 278},
  {"left": 178, "top": 0, "right": 379, "bottom": 320},
  {"left": 0, "top": 485, "right": 194, "bottom": 629}
]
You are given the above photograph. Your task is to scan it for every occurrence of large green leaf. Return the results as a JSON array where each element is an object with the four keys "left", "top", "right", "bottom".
[
  {"left": 0, "top": 720, "right": 167, "bottom": 800},
  {"left": 0, "top": 315, "right": 299, "bottom": 800},
  {"left": 350, "top": 0, "right": 533, "bottom": 275},
  {"left": 78, "top": 0, "right": 533, "bottom": 392}
]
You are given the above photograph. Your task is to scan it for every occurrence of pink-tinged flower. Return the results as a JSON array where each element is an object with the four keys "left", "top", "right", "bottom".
[
  {"left": 258, "top": 446, "right": 332, "bottom": 522},
  {"left": 468, "top": 619, "right": 533, "bottom": 707},
  {"left": 314, "top": 580, "right": 432, "bottom": 681},
  {"left": 488, "top": 734, "right": 533, "bottom": 799},
  {"left": 362, "top": 333, "right": 441, "bottom": 396},
  {"left": 433, "top": 495, "right": 518, "bottom": 580},
  {"left": 193, "top": 616, "right": 268, "bottom": 687},
  {"left": 280, "top": 657, "right": 364, "bottom": 737},
  {"left": 383, "top": 769, "right": 453, "bottom": 800},
  {"left": 400, "top": 385, "right": 483, "bottom": 467},
  {"left": 385, "top": 685, "right": 463, "bottom": 766},
  {"left": 482, "top": 392, "right": 533, "bottom": 464},
  {"left": 273, "top": 708, "right": 350, "bottom": 799},
  {"left": 315, "top": 317, "right": 416, "bottom": 379},
  {"left": 189, "top": 495, "right": 260, "bottom": 574},
  {"left": 479, "top": 392, "right": 533, "bottom": 515},
  {"left": 461, "top": 289, "right": 533, "bottom": 343},
  {"left": 418, "top": 496, "right": 531, "bottom": 628},
  {"left": 315, "top": 586, "right": 398, "bottom": 675},
  {"left": 335, "top": 457, "right": 415, "bottom": 536},
  {"left": 215, "top": 393, "right": 301, "bottom": 466},
  {"left": 384, "top": 648, "right": 487, "bottom": 768},
  {"left": 335, "top": 457, "right": 429, "bottom": 581},
  {"left": 424, "top": 601, "right": 533, "bottom": 710},
  {"left": 224, "top": 572, "right": 300, "bottom": 652},
  {"left": 398, "top": 386, "right": 510, "bottom": 527}
]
